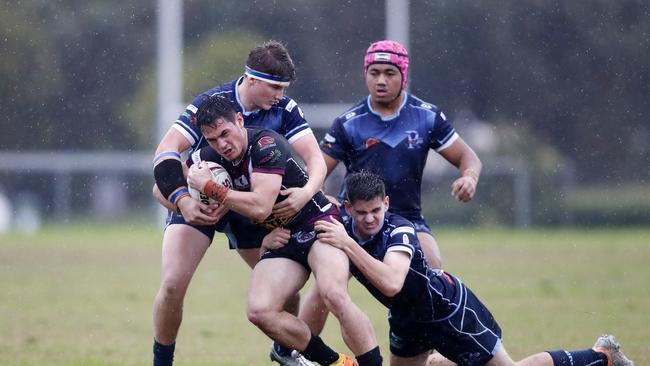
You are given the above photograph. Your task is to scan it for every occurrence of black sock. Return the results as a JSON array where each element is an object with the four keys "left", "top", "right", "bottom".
[
  {"left": 301, "top": 334, "right": 339, "bottom": 365},
  {"left": 273, "top": 341, "right": 293, "bottom": 357},
  {"left": 356, "top": 346, "right": 383, "bottom": 366},
  {"left": 548, "top": 349, "right": 608, "bottom": 366},
  {"left": 153, "top": 340, "right": 175, "bottom": 366}
]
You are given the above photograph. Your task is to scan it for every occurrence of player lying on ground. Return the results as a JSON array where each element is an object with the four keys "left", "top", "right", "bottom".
[
  {"left": 308, "top": 171, "right": 633, "bottom": 366},
  {"left": 186, "top": 95, "right": 383, "bottom": 366}
]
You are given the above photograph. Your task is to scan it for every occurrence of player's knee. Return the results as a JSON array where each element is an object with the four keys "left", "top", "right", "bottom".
[
  {"left": 320, "top": 286, "right": 349, "bottom": 314},
  {"left": 246, "top": 303, "right": 275, "bottom": 330},
  {"left": 158, "top": 280, "right": 187, "bottom": 305}
]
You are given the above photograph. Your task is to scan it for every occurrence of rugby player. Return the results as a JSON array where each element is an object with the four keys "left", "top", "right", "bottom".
[
  {"left": 314, "top": 171, "right": 634, "bottom": 366},
  {"left": 152, "top": 41, "right": 325, "bottom": 366},
  {"left": 186, "top": 96, "right": 383, "bottom": 366}
]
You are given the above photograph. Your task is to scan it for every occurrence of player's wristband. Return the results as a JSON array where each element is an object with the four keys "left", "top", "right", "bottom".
[
  {"left": 204, "top": 181, "right": 230, "bottom": 204},
  {"left": 169, "top": 188, "right": 190, "bottom": 213},
  {"left": 154, "top": 157, "right": 186, "bottom": 200}
]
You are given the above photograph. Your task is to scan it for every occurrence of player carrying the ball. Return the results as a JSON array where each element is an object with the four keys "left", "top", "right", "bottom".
[{"left": 186, "top": 95, "right": 383, "bottom": 366}]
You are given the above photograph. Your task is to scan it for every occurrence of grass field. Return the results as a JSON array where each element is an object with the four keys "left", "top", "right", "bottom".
[{"left": 1, "top": 224, "right": 648, "bottom": 365}]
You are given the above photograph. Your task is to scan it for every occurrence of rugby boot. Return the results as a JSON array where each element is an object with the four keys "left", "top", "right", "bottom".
[
  {"left": 593, "top": 334, "right": 634, "bottom": 366},
  {"left": 329, "top": 353, "right": 357, "bottom": 366},
  {"left": 270, "top": 342, "right": 314, "bottom": 366}
]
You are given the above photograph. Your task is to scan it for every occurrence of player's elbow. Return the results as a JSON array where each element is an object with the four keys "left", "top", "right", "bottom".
[
  {"left": 249, "top": 206, "right": 273, "bottom": 222},
  {"left": 380, "top": 279, "right": 405, "bottom": 298}
]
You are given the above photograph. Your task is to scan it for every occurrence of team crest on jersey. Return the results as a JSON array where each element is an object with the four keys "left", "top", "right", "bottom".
[
  {"left": 405, "top": 130, "right": 423, "bottom": 149},
  {"left": 259, "top": 149, "right": 282, "bottom": 164},
  {"left": 365, "top": 138, "right": 381, "bottom": 149},
  {"left": 292, "top": 230, "right": 316, "bottom": 244},
  {"left": 257, "top": 136, "right": 276, "bottom": 149}
]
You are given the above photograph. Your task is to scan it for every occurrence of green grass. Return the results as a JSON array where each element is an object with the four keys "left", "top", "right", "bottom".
[{"left": 1, "top": 225, "right": 648, "bottom": 365}]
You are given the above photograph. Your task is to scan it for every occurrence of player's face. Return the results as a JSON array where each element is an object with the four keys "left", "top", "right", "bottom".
[
  {"left": 346, "top": 195, "right": 389, "bottom": 239},
  {"left": 366, "top": 64, "right": 402, "bottom": 103},
  {"left": 249, "top": 78, "right": 287, "bottom": 110},
  {"left": 201, "top": 113, "right": 247, "bottom": 162}
]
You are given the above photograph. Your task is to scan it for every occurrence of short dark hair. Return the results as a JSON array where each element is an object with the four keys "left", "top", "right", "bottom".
[
  {"left": 345, "top": 170, "right": 386, "bottom": 203},
  {"left": 195, "top": 95, "right": 237, "bottom": 128},
  {"left": 246, "top": 40, "right": 296, "bottom": 81}
]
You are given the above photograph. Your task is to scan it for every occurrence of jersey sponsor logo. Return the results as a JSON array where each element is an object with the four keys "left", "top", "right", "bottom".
[
  {"left": 187, "top": 104, "right": 198, "bottom": 113},
  {"left": 345, "top": 112, "right": 357, "bottom": 120},
  {"left": 259, "top": 148, "right": 282, "bottom": 164},
  {"left": 292, "top": 229, "right": 316, "bottom": 244},
  {"left": 257, "top": 136, "right": 276, "bottom": 149},
  {"left": 233, "top": 175, "right": 249, "bottom": 190},
  {"left": 405, "top": 130, "right": 423, "bottom": 149},
  {"left": 285, "top": 99, "right": 297, "bottom": 112},
  {"left": 365, "top": 137, "right": 381, "bottom": 149},
  {"left": 420, "top": 102, "right": 433, "bottom": 110},
  {"left": 297, "top": 106, "right": 304, "bottom": 118}
]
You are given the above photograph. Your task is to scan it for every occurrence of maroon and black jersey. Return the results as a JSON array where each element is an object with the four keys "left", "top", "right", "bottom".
[{"left": 189, "top": 128, "right": 332, "bottom": 229}]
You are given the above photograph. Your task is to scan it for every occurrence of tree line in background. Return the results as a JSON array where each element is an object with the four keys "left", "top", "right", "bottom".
[{"left": 1, "top": 0, "right": 648, "bottom": 188}]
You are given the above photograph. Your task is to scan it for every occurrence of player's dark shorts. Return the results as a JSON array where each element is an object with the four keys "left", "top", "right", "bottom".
[
  {"left": 388, "top": 279, "right": 502, "bottom": 365},
  {"left": 260, "top": 205, "right": 341, "bottom": 271},
  {"left": 166, "top": 210, "right": 267, "bottom": 249}
]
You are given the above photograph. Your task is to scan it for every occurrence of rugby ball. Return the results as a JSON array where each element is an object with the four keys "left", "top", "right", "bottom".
[{"left": 188, "top": 161, "right": 233, "bottom": 205}]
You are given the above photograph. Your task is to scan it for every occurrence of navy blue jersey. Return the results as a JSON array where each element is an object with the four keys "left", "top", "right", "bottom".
[
  {"left": 190, "top": 128, "right": 332, "bottom": 230},
  {"left": 345, "top": 212, "right": 462, "bottom": 323},
  {"left": 173, "top": 77, "right": 311, "bottom": 154},
  {"left": 321, "top": 94, "right": 458, "bottom": 220}
]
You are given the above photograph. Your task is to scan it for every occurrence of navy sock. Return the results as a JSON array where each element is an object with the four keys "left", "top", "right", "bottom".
[
  {"left": 548, "top": 349, "right": 608, "bottom": 366},
  {"left": 153, "top": 340, "right": 175, "bottom": 366},
  {"left": 301, "top": 334, "right": 339, "bottom": 365},
  {"left": 273, "top": 341, "right": 293, "bottom": 357},
  {"left": 356, "top": 346, "right": 383, "bottom": 366}
]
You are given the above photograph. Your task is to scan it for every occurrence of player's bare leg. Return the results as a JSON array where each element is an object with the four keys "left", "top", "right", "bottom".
[
  {"left": 417, "top": 232, "right": 442, "bottom": 269},
  {"left": 247, "top": 257, "right": 312, "bottom": 349},
  {"left": 153, "top": 225, "right": 210, "bottom": 343},
  {"left": 299, "top": 282, "right": 329, "bottom": 334},
  {"left": 238, "top": 246, "right": 301, "bottom": 319},
  {"left": 309, "top": 241, "right": 379, "bottom": 359}
]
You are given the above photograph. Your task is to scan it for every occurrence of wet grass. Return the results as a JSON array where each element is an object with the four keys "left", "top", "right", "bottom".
[{"left": 0, "top": 225, "right": 648, "bottom": 365}]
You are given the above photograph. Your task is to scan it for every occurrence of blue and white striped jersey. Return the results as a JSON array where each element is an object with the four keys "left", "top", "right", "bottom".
[
  {"left": 345, "top": 212, "right": 462, "bottom": 323},
  {"left": 321, "top": 94, "right": 458, "bottom": 220},
  {"left": 173, "top": 77, "right": 312, "bottom": 154}
]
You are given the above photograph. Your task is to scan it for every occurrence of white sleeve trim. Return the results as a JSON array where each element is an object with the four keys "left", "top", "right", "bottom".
[
  {"left": 287, "top": 128, "right": 313, "bottom": 144},
  {"left": 172, "top": 124, "right": 197, "bottom": 146},
  {"left": 390, "top": 226, "right": 415, "bottom": 237},
  {"left": 387, "top": 245, "right": 414, "bottom": 259},
  {"left": 435, "top": 132, "right": 459, "bottom": 152}
]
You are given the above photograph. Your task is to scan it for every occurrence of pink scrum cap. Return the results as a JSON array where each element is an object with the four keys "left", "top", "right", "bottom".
[{"left": 364, "top": 40, "right": 409, "bottom": 89}]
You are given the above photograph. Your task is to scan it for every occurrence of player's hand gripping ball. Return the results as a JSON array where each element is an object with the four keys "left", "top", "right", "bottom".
[{"left": 188, "top": 162, "right": 232, "bottom": 205}]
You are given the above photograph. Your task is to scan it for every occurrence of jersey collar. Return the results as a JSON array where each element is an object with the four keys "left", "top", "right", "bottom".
[
  {"left": 366, "top": 93, "right": 408, "bottom": 122},
  {"left": 235, "top": 76, "right": 261, "bottom": 117}
]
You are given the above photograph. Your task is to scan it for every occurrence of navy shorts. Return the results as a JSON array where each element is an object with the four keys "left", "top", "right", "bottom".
[
  {"left": 260, "top": 206, "right": 341, "bottom": 271},
  {"left": 166, "top": 210, "right": 268, "bottom": 249},
  {"left": 388, "top": 280, "right": 502, "bottom": 366}
]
